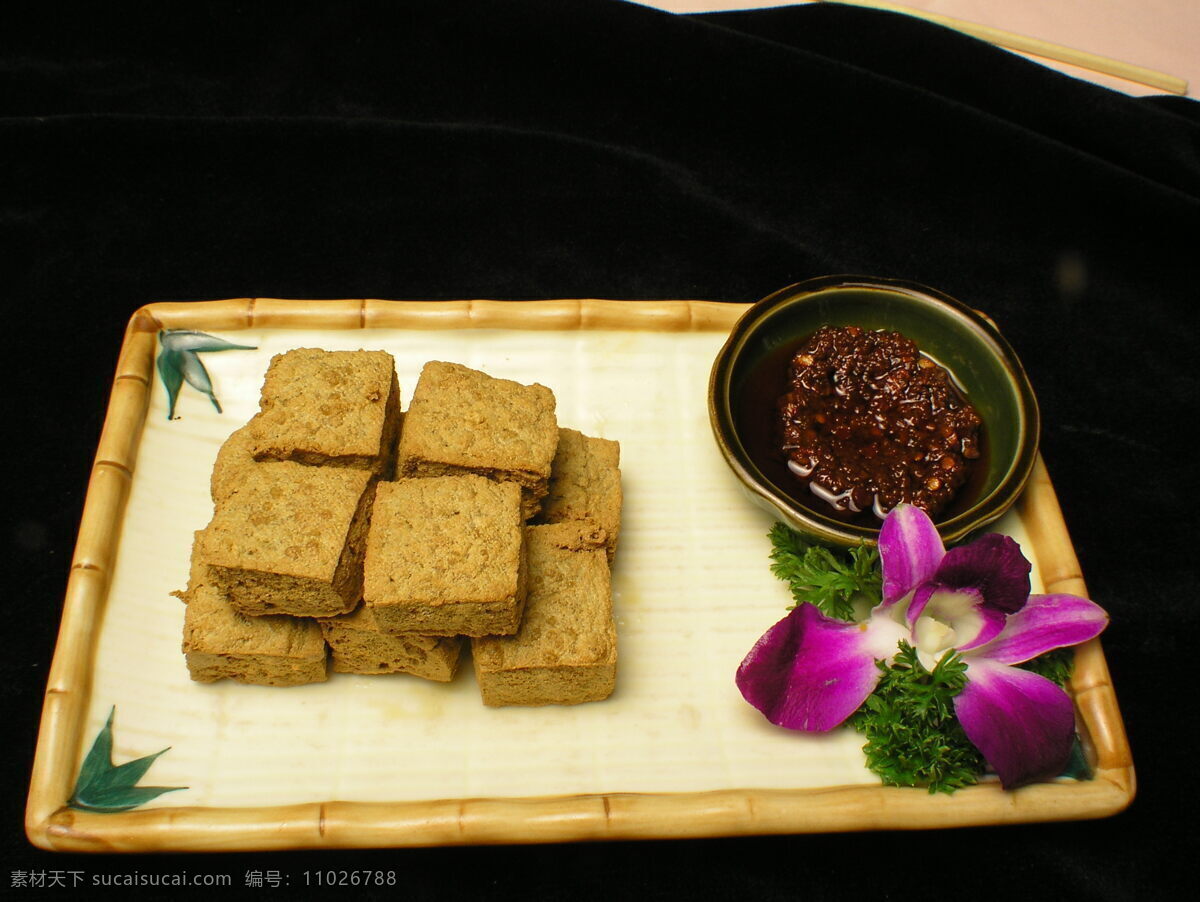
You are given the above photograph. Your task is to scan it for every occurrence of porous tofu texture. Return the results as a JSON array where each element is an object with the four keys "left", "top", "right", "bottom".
[
  {"left": 254, "top": 348, "right": 401, "bottom": 466},
  {"left": 182, "top": 581, "right": 328, "bottom": 687},
  {"left": 395, "top": 361, "right": 558, "bottom": 517},
  {"left": 537, "top": 428, "right": 622, "bottom": 560},
  {"left": 210, "top": 349, "right": 401, "bottom": 502},
  {"left": 472, "top": 523, "right": 616, "bottom": 707},
  {"left": 209, "top": 421, "right": 259, "bottom": 505},
  {"left": 199, "top": 461, "right": 375, "bottom": 617},
  {"left": 319, "top": 605, "right": 462, "bottom": 680},
  {"left": 363, "top": 475, "right": 526, "bottom": 637}
]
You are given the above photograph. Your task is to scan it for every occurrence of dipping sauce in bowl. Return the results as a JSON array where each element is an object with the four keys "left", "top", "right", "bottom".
[
  {"left": 709, "top": 276, "right": 1039, "bottom": 548},
  {"left": 776, "top": 325, "right": 983, "bottom": 524}
]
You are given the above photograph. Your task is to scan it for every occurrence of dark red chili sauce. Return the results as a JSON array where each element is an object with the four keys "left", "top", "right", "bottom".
[{"left": 776, "top": 326, "right": 982, "bottom": 522}]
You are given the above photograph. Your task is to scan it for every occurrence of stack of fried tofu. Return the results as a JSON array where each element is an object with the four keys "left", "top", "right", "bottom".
[{"left": 180, "top": 351, "right": 621, "bottom": 707}]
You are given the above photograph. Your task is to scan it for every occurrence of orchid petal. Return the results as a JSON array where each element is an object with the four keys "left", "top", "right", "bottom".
[
  {"left": 736, "top": 604, "right": 891, "bottom": 732},
  {"left": 971, "top": 594, "right": 1109, "bottom": 666},
  {"left": 878, "top": 504, "right": 944, "bottom": 606},
  {"left": 931, "top": 533, "right": 1030, "bottom": 616},
  {"left": 954, "top": 659, "right": 1076, "bottom": 788}
]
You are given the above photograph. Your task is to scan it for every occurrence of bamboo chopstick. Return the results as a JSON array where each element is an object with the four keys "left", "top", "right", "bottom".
[{"left": 820, "top": 0, "right": 1188, "bottom": 95}]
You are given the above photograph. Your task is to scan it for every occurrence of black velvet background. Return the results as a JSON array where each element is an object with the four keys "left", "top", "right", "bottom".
[{"left": 3, "top": 1, "right": 1196, "bottom": 898}]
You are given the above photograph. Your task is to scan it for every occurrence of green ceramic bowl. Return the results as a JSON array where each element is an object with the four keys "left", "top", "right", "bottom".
[{"left": 709, "top": 276, "right": 1040, "bottom": 548}]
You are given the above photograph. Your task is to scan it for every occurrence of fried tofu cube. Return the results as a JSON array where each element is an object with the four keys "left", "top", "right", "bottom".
[
  {"left": 211, "top": 348, "right": 401, "bottom": 502},
  {"left": 319, "top": 604, "right": 462, "bottom": 681},
  {"left": 472, "top": 523, "right": 616, "bottom": 707},
  {"left": 537, "top": 428, "right": 622, "bottom": 561},
  {"left": 395, "top": 361, "right": 557, "bottom": 519},
  {"left": 199, "top": 461, "right": 376, "bottom": 618},
  {"left": 363, "top": 476, "right": 526, "bottom": 637},
  {"left": 181, "top": 569, "right": 328, "bottom": 687}
]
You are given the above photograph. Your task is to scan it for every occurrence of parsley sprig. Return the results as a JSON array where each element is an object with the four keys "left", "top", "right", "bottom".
[
  {"left": 851, "top": 643, "right": 985, "bottom": 794},
  {"left": 767, "top": 522, "right": 881, "bottom": 620}
]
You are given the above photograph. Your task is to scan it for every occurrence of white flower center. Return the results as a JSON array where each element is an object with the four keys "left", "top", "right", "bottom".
[
  {"left": 912, "top": 588, "right": 984, "bottom": 670},
  {"left": 914, "top": 615, "right": 957, "bottom": 656}
]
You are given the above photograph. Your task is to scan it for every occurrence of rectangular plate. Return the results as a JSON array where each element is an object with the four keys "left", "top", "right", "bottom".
[{"left": 26, "top": 299, "right": 1134, "bottom": 852}]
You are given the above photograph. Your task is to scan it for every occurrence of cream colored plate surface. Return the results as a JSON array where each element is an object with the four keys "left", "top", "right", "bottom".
[{"left": 27, "top": 301, "right": 1132, "bottom": 851}]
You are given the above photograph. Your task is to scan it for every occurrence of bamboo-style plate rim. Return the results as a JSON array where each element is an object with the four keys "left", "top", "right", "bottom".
[{"left": 26, "top": 298, "right": 1135, "bottom": 853}]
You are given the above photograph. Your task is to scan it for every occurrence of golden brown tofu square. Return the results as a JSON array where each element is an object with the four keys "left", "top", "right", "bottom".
[
  {"left": 200, "top": 461, "right": 375, "bottom": 617},
  {"left": 536, "top": 427, "right": 622, "bottom": 561},
  {"left": 363, "top": 476, "right": 526, "bottom": 637},
  {"left": 182, "top": 580, "right": 328, "bottom": 687},
  {"left": 395, "top": 361, "right": 557, "bottom": 519},
  {"left": 319, "top": 604, "right": 462, "bottom": 680},
  {"left": 472, "top": 523, "right": 616, "bottom": 707},
  {"left": 211, "top": 348, "right": 400, "bottom": 502}
]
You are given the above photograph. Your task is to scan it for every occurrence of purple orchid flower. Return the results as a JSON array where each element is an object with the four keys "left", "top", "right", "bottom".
[{"left": 736, "top": 505, "right": 1108, "bottom": 788}]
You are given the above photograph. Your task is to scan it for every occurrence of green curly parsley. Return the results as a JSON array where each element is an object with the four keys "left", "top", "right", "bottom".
[
  {"left": 850, "top": 643, "right": 985, "bottom": 794},
  {"left": 767, "top": 522, "right": 881, "bottom": 621}
]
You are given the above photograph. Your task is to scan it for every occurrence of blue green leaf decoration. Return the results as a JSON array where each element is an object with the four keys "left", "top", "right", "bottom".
[
  {"left": 155, "top": 346, "right": 185, "bottom": 420},
  {"left": 68, "top": 707, "right": 187, "bottom": 812},
  {"left": 156, "top": 330, "right": 256, "bottom": 419}
]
